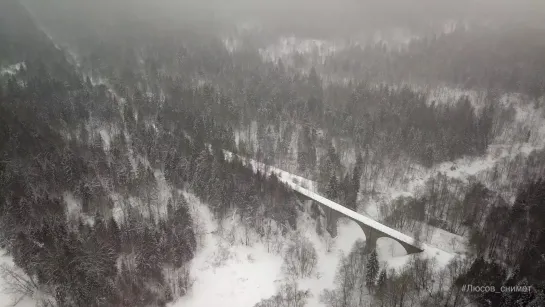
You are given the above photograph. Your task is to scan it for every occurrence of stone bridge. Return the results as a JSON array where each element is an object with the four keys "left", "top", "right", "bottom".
[
  {"left": 224, "top": 151, "right": 425, "bottom": 255},
  {"left": 289, "top": 183, "right": 424, "bottom": 255}
]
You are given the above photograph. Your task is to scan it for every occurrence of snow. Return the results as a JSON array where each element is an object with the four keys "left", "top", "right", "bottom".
[
  {"left": 110, "top": 192, "right": 126, "bottom": 225},
  {"left": 221, "top": 151, "right": 460, "bottom": 300},
  {"left": 84, "top": 119, "right": 121, "bottom": 153},
  {"left": 153, "top": 169, "right": 173, "bottom": 221},
  {"left": 98, "top": 128, "right": 111, "bottom": 151},
  {"left": 257, "top": 30, "right": 420, "bottom": 66},
  {"left": 292, "top": 214, "right": 452, "bottom": 306},
  {"left": 170, "top": 189, "right": 457, "bottom": 307},
  {"left": 169, "top": 146, "right": 471, "bottom": 307},
  {"left": 224, "top": 150, "right": 317, "bottom": 191},
  {"left": 292, "top": 182, "right": 424, "bottom": 249},
  {"left": 170, "top": 192, "right": 365, "bottom": 307},
  {"left": 387, "top": 142, "right": 543, "bottom": 202},
  {"left": 296, "top": 216, "right": 363, "bottom": 306},
  {"left": 234, "top": 121, "right": 259, "bottom": 151},
  {"left": 258, "top": 36, "right": 344, "bottom": 65},
  {"left": 63, "top": 192, "right": 94, "bottom": 227},
  {"left": 290, "top": 181, "right": 458, "bottom": 271},
  {"left": 0, "top": 252, "right": 37, "bottom": 307},
  {"left": 423, "top": 224, "right": 468, "bottom": 255},
  {"left": 109, "top": 169, "right": 172, "bottom": 225},
  {"left": 359, "top": 89, "right": 545, "bottom": 216},
  {"left": 227, "top": 150, "right": 426, "bottom": 250},
  {"left": 426, "top": 87, "right": 486, "bottom": 110},
  {"left": 217, "top": 93, "right": 545, "bottom": 306},
  {"left": 384, "top": 243, "right": 456, "bottom": 273},
  {"left": 58, "top": 38, "right": 544, "bottom": 307},
  {"left": 168, "top": 193, "right": 284, "bottom": 307},
  {"left": 123, "top": 130, "right": 138, "bottom": 174}
]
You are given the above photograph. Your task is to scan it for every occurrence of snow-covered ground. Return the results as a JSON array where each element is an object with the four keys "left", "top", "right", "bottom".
[
  {"left": 34, "top": 26, "right": 543, "bottom": 307},
  {"left": 368, "top": 140, "right": 545, "bottom": 218},
  {"left": 93, "top": 66, "right": 541, "bottom": 307},
  {"left": 222, "top": 110, "right": 545, "bottom": 298},
  {"left": 239, "top": 152, "right": 458, "bottom": 256},
  {"left": 227, "top": 148, "right": 458, "bottom": 255},
  {"left": 63, "top": 192, "right": 94, "bottom": 228},
  {"left": 170, "top": 185, "right": 456, "bottom": 307},
  {"left": 358, "top": 89, "right": 545, "bottom": 219},
  {"left": 0, "top": 252, "right": 38, "bottom": 307},
  {"left": 219, "top": 151, "right": 457, "bottom": 301},
  {"left": 169, "top": 192, "right": 284, "bottom": 307}
]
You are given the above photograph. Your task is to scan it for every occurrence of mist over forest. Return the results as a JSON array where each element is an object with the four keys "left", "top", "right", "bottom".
[{"left": 1, "top": 0, "right": 545, "bottom": 306}]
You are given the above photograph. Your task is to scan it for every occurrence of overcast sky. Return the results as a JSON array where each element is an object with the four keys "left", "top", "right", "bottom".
[{"left": 24, "top": 0, "right": 545, "bottom": 39}]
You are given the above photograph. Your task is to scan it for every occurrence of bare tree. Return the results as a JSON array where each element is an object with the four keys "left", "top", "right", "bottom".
[
  {"left": 320, "top": 288, "right": 342, "bottom": 307},
  {"left": 0, "top": 263, "right": 42, "bottom": 307},
  {"left": 254, "top": 279, "right": 311, "bottom": 307},
  {"left": 283, "top": 234, "right": 318, "bottom": 278},
  {"left": 407, "top": 256, "right": 435, "bottom": 298}
]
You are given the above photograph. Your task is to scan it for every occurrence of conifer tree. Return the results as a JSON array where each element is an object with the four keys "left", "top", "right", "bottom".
[
  {"left": 326, "top": 174, "right": 339, "bottom": 200},
  {"left": 366, "top": 249, "right": 379, "bottom": 289}
]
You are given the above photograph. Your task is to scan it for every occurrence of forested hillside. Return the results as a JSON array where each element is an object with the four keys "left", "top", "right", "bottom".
[
  {"left": 0, "top": 2, "right": 300, "bottom": 306},
  {"left": 321, "top": 24, "right": 545, "bottom": 99},
  {"left": 1, "top": 0, "right": 544, "bottom": 306}
]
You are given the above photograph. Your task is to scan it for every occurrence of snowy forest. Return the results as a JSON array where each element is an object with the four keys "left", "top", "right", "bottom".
[{"left": 0, "top": 0, "right": 544, "bottom": 306}]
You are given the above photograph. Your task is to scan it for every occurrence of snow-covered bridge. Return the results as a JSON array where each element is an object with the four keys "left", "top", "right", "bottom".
[
  {"left": 285, "top": 181, "right": 425, "bottom": 255},
  {"left": 224, "top": 151, "right": 425, "bottom": 255}
]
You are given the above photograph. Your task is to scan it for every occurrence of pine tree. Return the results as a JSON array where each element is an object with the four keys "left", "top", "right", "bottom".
[
  {"left": 366, "top": 249, "right": 379, "bottom": 289},
  {"left": 94, "top": 211, "right": 107, "bottom": 242},
  {"left": 341, "top": 173, "right": 352, "bottom": 208},
  {"left": 297, "top": 126, "right": 316, "bottom": 172},
  {"left": 376, "top": 269, "right": 387, "bottom": 299},
  {"left": 353, "top": 152, "right": 363, "bottom": 190},
  {"left": 326, "top": 174, "right": 339, "bottom": 200},
  {"left": 108, "top": 217, "right": 121, "bottom": 253}
]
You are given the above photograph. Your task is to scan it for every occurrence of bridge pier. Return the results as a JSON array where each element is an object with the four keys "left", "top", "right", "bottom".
[
  {"left": 324, "top": 207, "right": 339, "bottom": 237},
  {"left": 295, "top": 193, "right": 339, "bottom": 236},
  {"left": 293, "top": 193, "right": 313, "bottom": 212},
  {"left": 359, "top": 223, "right": 380, "bottom": 254}
]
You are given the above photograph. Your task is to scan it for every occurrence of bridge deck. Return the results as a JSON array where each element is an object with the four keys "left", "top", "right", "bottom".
[{"left": 283, "top": 180, "right": 426, "bottom": 251}]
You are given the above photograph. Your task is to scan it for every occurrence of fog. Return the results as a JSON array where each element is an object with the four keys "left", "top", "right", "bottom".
[{"left": 24, "top": 0, "right": 545, "bottom": 40}]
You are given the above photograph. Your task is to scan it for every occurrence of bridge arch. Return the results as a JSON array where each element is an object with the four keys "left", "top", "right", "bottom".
[{"left": 293, "top": 190, "right": 424, "bottom": 255}]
